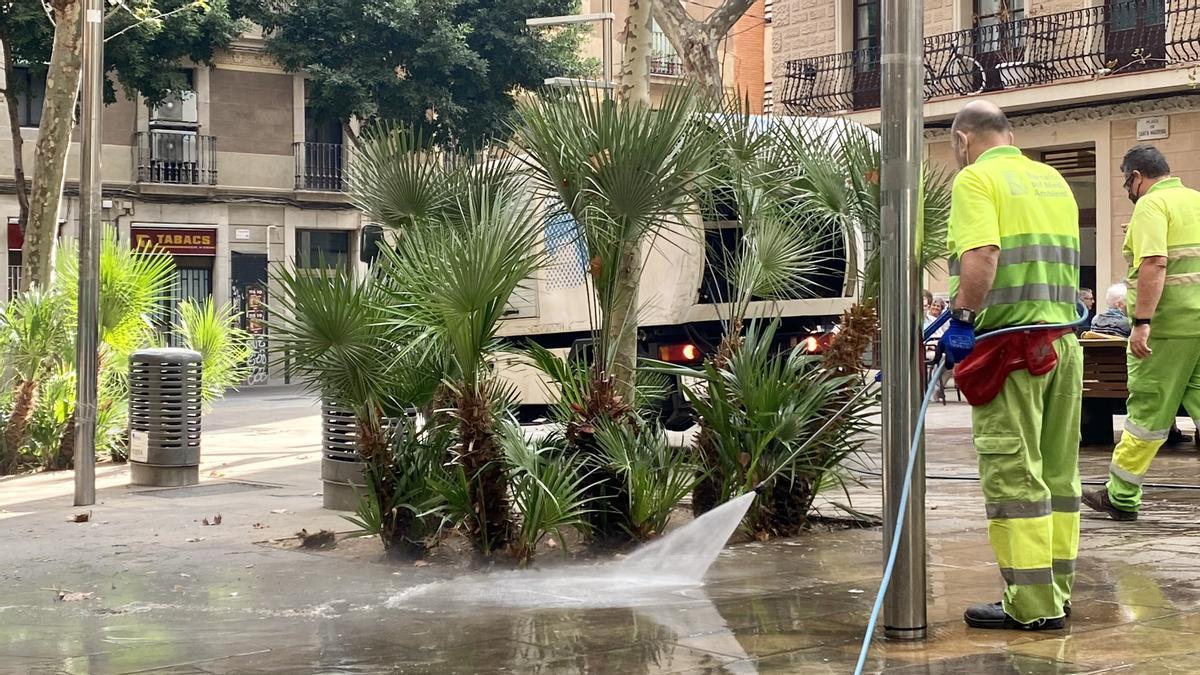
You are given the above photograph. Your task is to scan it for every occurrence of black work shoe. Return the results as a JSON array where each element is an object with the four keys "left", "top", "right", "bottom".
[
  {"left": 963, "top": 601, "right": 1065, "bottom": 631},
  {"left": 1082, "top": 488, "right": 1138, "bottom": 521},
  {"left": 1063, "top": 600, "right": 1071, "bottom": 618}
]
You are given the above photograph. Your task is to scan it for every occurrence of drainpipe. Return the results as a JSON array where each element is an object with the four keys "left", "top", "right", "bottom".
[{"left": 879, "top": 0, "right": 927, "bottom": 641}]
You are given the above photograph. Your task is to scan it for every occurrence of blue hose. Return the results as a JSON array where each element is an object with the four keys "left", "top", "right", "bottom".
[{"left": 852, "top": 304, "right": 1087, "bottom": 675}]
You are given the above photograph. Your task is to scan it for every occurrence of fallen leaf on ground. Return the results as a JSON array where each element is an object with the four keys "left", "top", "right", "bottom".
[
  {"left": 208, "top": 471, "right": 225, "bottom": 479},
  {"left": 57, "top": 591, "right": 94, "bottom": 602},
  {"left": 296, "top": 529, "right": 336, "bottom": 549},
  {"left": 413, "top": 560, "right": 430, "bottom": 568},
  {"left": 270, "top": 509, "right": 288, "bottom": 515},
  {"left": 185, "top": 537, "right": 204, "bottom": 543},
  {"left": 201, "top": 514, "right": 222, "bottom": 526},
  {"left": 69, "top": 512, "right": 91, "bottom": 523}
]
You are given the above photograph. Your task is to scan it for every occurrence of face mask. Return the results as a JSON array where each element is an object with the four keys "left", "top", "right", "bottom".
[{"left": 1124, "top": 174, "right": 1140, "bottom": 205}]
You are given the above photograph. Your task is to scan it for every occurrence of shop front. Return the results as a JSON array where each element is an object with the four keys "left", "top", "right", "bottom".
[{"left": 131, "top": 224, "right": 217, "bottom": 346}]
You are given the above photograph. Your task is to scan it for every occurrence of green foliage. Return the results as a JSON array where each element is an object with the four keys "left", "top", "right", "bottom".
[
  {"left": 499, "top": 423, "right": 598, "bottom": 565},
  {"left": 344, "top": 416, "right": 453, "bottom": 559},
  {"left": 242, "top": 0, "right": 588, "bottom": 145},
  {"left": 174, "top": 299, "right": 252, "bottom": 407},
  {"left": 651, "top": 321, "right": 876, "bottom": 537},
  {"left": 770, "top": 119, "right": 952, "bottom": 300},
  {"left": 0, "top": 287, "right": 71, "bottom": 381},
  {"left": 513, "top": 85, "right": 711, "bottom": 369},
  {"left": 592, "top": 421, "right": 699, "bottom": 541},
  {"left": 0, "top": 0, "right": 242, "bottom": 107}
]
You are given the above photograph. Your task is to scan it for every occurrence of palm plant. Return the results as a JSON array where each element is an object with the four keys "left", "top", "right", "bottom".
[
  {"left": 0, "top": 288, "right": 71, "bottom": 472},
  {"left": 771, "top": 118, "right": 953, "bottom": 301},
  {"left": 513, "top": 84, "right": 711, "bottom": 405},
  {"left": 376, "top": 188, "right": 543, "bottom": 556},
  {"left": 592, "top": 420, "right": 699, "bottom": 541},
  {"left": 55, "top": 231, "right": 175, "bottom": 465},
  {"left": 344, "top": 414, "right": 453, "bottom": 559},
  {"left": 497, "top": 423, "right": 598, "bottom": 565},
  {"left": 653, "top": 320, "right": 876, "bottom": 537},
  {"left": 174, "top": 299, "right": 253, "bottom": 408},
  {"left": 271, "top": 264, "right": 445, "bottom": 556}
]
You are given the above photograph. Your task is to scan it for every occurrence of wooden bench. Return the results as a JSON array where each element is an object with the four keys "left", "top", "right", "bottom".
[{"left": 1081, "top": 337, "right": 1192, "bottom": 446}]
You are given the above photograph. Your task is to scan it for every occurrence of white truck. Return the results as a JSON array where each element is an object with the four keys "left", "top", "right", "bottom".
[{"left": 496, "top": 115, "right": 872, "bottom": 430}]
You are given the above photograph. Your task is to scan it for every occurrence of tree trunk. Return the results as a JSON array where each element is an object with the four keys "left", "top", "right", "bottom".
[
  {"left": 620, "top": 0, "right": 653, "bottom": 107},
  {"left": 679, "top": 39, "right": 725, "bottom": 101},
  {"left": 3, "top": 378, "right": 38, "bottom": 472},
  {"left": 653, "top": 0, "right": 756, "bottom": 100},
  {"left": 22, "top": 0, "right": 85, "bottom": 292},
  {"left": 606, "top": 240, "right": 642, "bottom": 407},
  {"left": 1, "top": 42, "right": 31, "bottom": 238}
]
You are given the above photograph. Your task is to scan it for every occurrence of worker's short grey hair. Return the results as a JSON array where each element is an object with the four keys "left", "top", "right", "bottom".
[
  {"left": 1105, "top": 283, "right": 1127, "bottom": 309},
  {"left": 1121, "top": 145, "right": 1171, "bottom": 179}
]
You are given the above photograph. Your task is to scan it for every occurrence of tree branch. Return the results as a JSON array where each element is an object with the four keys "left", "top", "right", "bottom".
[
  {"left": 702, "top": 0, "right": 757, "bottom": 37},
  {"left": 104, "top": 1, "right": 205, "bottom": 43},
  {"left": 40, "top": 0, "right": 56, "bottom": 28},
  {"left": 653, "top": 0, "right": 697, "bottom": 50}
]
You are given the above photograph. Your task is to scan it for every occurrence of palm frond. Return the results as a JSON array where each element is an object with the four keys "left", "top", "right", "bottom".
[{"left": 174, "top": 299, "right": 252, "bottom": 407}]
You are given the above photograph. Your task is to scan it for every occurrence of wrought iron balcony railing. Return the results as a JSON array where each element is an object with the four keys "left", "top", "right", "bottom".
[
  {"left": 651, "top": 28, "right": 684, "bottom": 76},
  {"left": 782, "top": 0, "right": 1196, "bottom": 115},
  {"left": 136, "top": 131, "right": 217, "bottom": 185},
  {"left": 295, "top": 141, "right": 346, "bottom": 191}
]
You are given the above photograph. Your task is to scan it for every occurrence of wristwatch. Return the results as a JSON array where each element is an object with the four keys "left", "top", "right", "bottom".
[
  {"left": 950, "top": 307, "right": 977, "bottom": 325},
  {"left": 1134, "top": 317, "right": 1152, "bottom": 326}
]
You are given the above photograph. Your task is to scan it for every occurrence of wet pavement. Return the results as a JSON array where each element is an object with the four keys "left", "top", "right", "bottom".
[{"left": 2, "top": 389, "right": 1200, "bottom": 674}]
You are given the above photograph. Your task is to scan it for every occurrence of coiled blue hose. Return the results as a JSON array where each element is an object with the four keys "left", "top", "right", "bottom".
[{"left": 852, "top": 304, "right": 1087, "bottom": 675}]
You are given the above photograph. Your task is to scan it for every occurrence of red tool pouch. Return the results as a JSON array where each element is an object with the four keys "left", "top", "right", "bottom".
[{"left": 953, "top": 328, "right": 1071, "bottom": 406}]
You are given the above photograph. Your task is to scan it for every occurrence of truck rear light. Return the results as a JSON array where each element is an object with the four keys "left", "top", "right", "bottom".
[
  {"left": 791, "top": 333, "right": 831, "bottom": 354},
  {"left": 659, "top": 343, "right": 701, "bottom": 363}
]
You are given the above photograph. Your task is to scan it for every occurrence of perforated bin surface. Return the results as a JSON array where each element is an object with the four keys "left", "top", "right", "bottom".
[{"left": 129, "top": 348, "right": 203, "bottom": 467}]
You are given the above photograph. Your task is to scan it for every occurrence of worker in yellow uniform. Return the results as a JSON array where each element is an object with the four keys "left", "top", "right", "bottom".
[
  {"left": 941, "top": 101, "right": 1082, "bottom": 631},
  {"left": 1084, "top": 145, "right": 1200, "bottom": 520}
]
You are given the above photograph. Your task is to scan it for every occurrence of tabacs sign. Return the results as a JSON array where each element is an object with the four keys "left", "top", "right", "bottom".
[{"left": 132, "top": 227, "right": 217, "bottom": 256}]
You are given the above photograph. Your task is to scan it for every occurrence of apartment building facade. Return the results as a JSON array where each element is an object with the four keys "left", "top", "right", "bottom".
[{"left": 774, "top": 0, "right": 1200, "bottom": 294}]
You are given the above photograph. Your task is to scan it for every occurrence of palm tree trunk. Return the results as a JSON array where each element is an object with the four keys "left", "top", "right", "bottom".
[
  {"left": 22, "top": 0, "right": 84, "bottom": 291},
  {"left": 3, "top": 379, "right": 38, "bottom": 471},
  {"left": 458, "top": 387, "right": 511, "bottom": 555},
  {"left": 606, "top": 241, "right": 642, "bottom": 407}
]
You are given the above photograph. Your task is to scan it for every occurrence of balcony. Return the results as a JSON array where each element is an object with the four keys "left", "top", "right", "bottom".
[
  {"left": 651, "top": 28, "right": 684, "bottom": 77},
  {"left": 782, "top": 0, "right": 1198, "bottom": 115},
  {"left": 136, "top": 131, "right": 217, "bottom": 185},
  {"left": 294, "top": 141, "right": 346, "bottom": 191}
]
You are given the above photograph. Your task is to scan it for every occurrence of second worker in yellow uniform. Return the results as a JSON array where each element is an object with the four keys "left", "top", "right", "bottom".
[{"left": 1084, "top": 145, "right": 1200, "bottom": 521}]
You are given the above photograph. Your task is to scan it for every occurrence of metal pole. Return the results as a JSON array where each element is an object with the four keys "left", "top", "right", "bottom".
[
  {"left": 74, "top": 0, "right": 104, "bottom": 507},
  {"left": 879, "top": 0, "right": 926, "bottom": 640},
  {"left": 602, "top": 0, "right": 613, "bottom": 95}
]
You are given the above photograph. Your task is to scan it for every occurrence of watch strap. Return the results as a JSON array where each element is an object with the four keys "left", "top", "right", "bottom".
[{"left": 1134, "top": 317, "right": 1152, "bottom": 326}]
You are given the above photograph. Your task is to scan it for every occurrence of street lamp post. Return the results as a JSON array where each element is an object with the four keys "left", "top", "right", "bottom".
[
  {"left": 74, "top": 0, "right": 104, "bottom": 507},
  {"left": 879, "top": 0, "right": 927, "bottom": 640}
]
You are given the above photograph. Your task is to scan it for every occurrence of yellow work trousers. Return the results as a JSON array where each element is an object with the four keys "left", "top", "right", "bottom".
[{"left": 971, "top": 334, "right": 1082, "bottom": 624}]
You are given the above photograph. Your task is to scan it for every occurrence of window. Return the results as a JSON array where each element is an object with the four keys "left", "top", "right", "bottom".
[
  {"left": 763, "top": 81, "right": 774, "bottom": 116},
  {"left": 853, "top": 0, "right": 881, "bottom": 67},
  {"left": 295, "top": 229, "right": 349, "bottom": 270},
  {"left": 764, "top": 0, "right": 774, "bottom": 23},
  {"left": 974, "top": 0, "right": 1025, "bottom": 56},
  {"left": 9, "top": 67, "right": 46, "bottom": 128}
]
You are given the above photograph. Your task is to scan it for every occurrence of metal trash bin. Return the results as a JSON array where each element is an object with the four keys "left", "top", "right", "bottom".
[
  {"left": 128, "top": 348, "right": 203, "bottom": 487},
  {"left": 321, "top": 399, "right": 366, "bottom": 511}
]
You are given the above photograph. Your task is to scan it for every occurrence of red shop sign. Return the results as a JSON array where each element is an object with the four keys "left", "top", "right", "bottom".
[{"left": 132, "top": 227, "right": 217, "bottom": 256}]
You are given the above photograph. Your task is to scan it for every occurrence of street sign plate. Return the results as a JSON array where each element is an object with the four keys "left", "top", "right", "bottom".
[{"left": 130, "top": 430, "right": 149, "bottom": 463}]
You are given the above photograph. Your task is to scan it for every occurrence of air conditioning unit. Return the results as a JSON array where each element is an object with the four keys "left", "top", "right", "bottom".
[{"left": 151, "top": 90, "right": 198, "bottom": 124}]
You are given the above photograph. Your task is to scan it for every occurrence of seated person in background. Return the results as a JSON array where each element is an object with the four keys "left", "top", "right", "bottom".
[{"left": 1090, "top": 283, "right": 1132, "bottom": 338}]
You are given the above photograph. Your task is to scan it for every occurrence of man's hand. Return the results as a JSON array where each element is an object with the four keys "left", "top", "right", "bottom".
[
  {"left": 939, "top": 319, "right": 976, "bottom": 366},
  {"left": 1130, "top": 324, "right": 1153, "bottom": 359}
]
